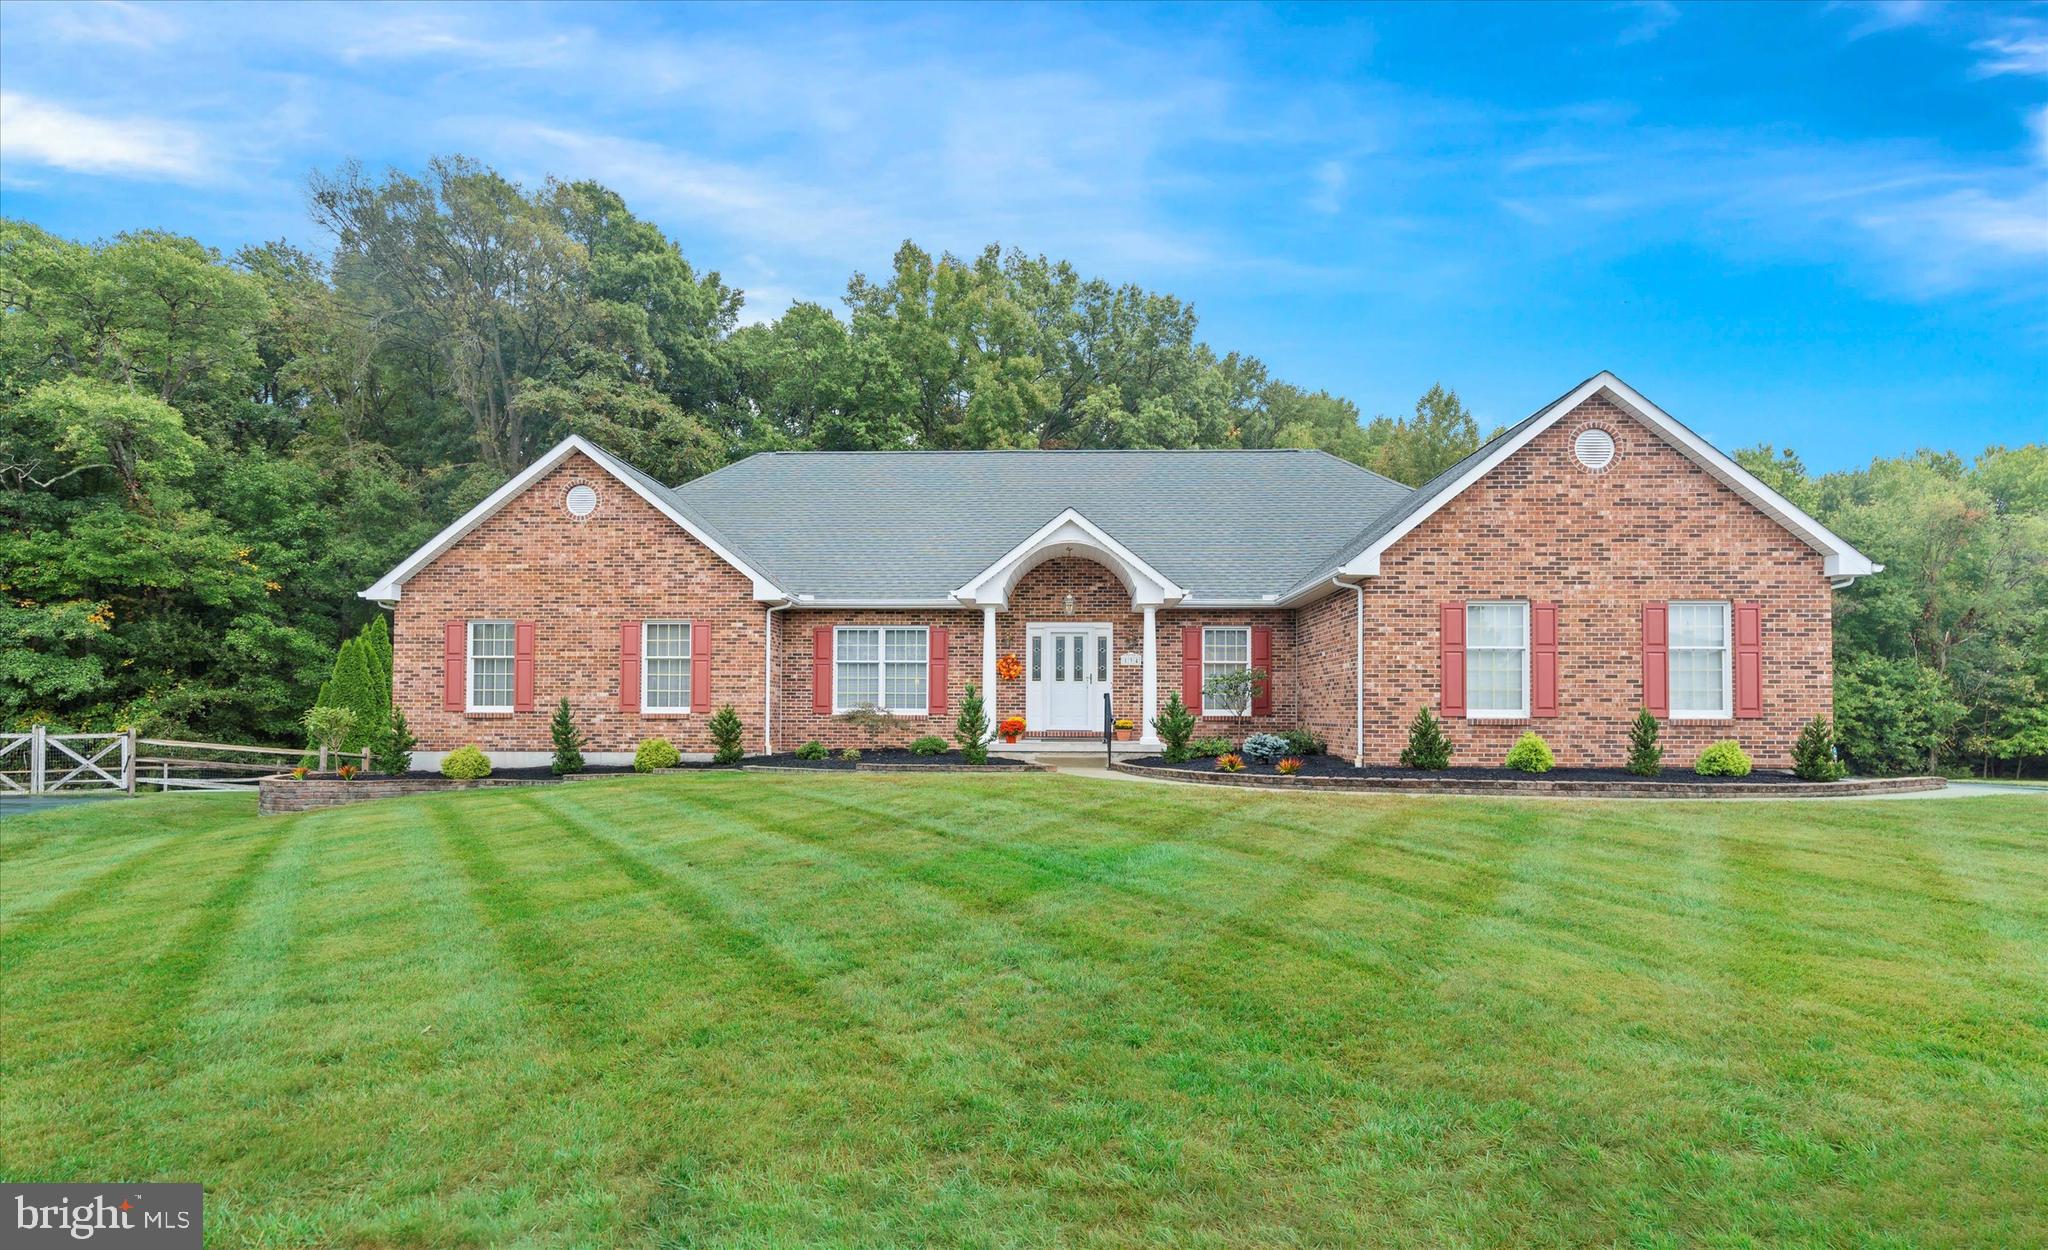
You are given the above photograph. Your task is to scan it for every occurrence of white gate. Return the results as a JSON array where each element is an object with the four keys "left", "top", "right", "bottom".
[{"left": 43, "top": 730, "right": 130, "bottom": 792}]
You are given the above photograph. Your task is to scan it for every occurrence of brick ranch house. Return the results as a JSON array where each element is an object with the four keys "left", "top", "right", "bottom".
[{"left": 362, "top": 372, "right": 1879, "bottom": 769}]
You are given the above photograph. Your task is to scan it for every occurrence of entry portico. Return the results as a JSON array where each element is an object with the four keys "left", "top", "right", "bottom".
[{"left": 952, "top": 508, "right": 1186, "bottom": 745}]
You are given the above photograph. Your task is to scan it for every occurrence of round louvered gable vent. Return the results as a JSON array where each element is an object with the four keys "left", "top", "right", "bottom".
[
  {"left": 1573, "top": 428, "right": 1616, "bottom": 472},
  {"left": 565, "top": 484, "right": 598, "bottom": 517}
]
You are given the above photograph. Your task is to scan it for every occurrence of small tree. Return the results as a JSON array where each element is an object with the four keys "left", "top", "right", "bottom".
[
  {"left": 1153, "top": 691, "right": 1197, "bottom": 763},
  {"left": 302, "top": 705, "right": 357, "bottom": 770},
  {"left": 709, "top": 704, "right": 745, "bottom": 765},
  {"left": 955, "top": 682, "right": 993, "bottom": 765},
  {"left": 837, "top": 703, "right": 895, "bottom": 749},
  {"left": 1201, "top": 667, "right": 1267, "bottom": 719},
  {"left": 1399, "top": 706, "right": 1453, "bottom": 770},
  {"left": 1792, "top": 715, "right": 1847, "bottom": 782},
  {"left": 550, "top": 697, "right": 586, "bottom": 775},
  {"left": 372, "top": 705, "right": 417, "bottom": 775},
  {"left": 1625, "top": 708, "right": 1663, "bottom": 777}
]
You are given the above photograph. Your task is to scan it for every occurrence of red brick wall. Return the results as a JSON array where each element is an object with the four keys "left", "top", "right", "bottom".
[
  {"left": 1294, "top": 587, "right": 1361, "bottom": 760},
  {"left": 394, "top": 452, "right": 768, "bottom": 756},
  {"left": 772, "top": 609, "right": 983, "bottom": 750},
  {"left": 1349, "top": 395, "right": 1832, "bottom": 768}
]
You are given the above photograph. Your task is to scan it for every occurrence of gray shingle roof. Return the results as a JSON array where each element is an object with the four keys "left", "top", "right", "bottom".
[{"left": 668, "top": 449, "right": 1414, "bottom": 601}]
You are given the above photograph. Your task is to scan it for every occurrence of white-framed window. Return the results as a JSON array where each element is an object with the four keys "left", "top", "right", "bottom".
[
  {"left": 467, "top": 620, "right": 515, "bottom": 713},
  {"left": 1669, "top": 601, "right": 1731, "bottom": 718},
  {"left": 642, "top": 621, "right": 693, "bottom": 713},
  {"left": 1201, "top": 626, "right": 1252, "bottom": 716},
  {"left": 1465, "top": 601, "right": 1529, "bottom": 718},
  {"left": 835, "top": 626, "right": 928, "bottom": 715}
]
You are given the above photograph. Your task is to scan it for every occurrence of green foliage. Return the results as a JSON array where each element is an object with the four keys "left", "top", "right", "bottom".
[
  {"left": 1399, "top": 707, "right": 1454, "bottom": 770},
  {"left": 908, "top": 735, "right": 947, "bottom": 756},
  {"left": 1626, "top": 708, "right": 1663, "bottom": 777},
  {"left": 439, "top": 744, "right": 491, "bottom": 779},
  {"left": 1188, "top": 737, "right": 1236, "bottom": 758},
  {"left": 371, "top": 705, "right": 416, "bottom": 776},
  {"left": 954, "top": 682, "right": 992, "bottom": 765},
  {"left": 1153, "top": 692, "right": 1197, "bottom": 763},
  {"left": 1241, "top": 733, "right": 1289, "bottom": 764},
  {"left": 633, "top": 738, "right": 681, "bottom": 772},
  {"left": 1200, "top": 666, "right": 1266, "bottom": 718},
  {"left": 311, "top": 621, "right": 391, "bottom": 753},
  {"left": 1281, "top": 727, "right": 1326, "bottom": 757},
  {"left": 708, "top": 704, "right": 745, "bottom": 765},
  {"left": 1694, "top": 741, "right": 1753, "bottom": 777},
  {"left": 839, "top": 748, "right": 862, "bottom": 762},
  {"left": 1834, "top": 655, "right": 1965, "bottom": 776},
  {"left": 301, "top": 705, "right": 357, "bottom": 757},
  {"left": 836, "top": 704, "right": 895, "bottom": 747},
  {"left": 1793, "top": 716, "right": 1848, "bottom": 782},
  {"left": 550, "top": 698, "right": 585, "bottom": 775},
  {"left": 795, "top": 740, "right": 828, "bottom": 761},
  {"left": 1504, "top": 732, "right": 1555, "bottom": 774}
]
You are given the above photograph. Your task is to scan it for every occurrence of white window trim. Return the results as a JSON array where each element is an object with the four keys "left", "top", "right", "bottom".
[
  {"left": 466, "top": 620, "right": 516, "bottom": 714},
  {"left": 1668, "top": 600, "right": 1733, "bottom": 721},
  {"left": 1465, "top": 601, "right": 1530, "bottom": 720},
  {"left": 833, "top": 625, "right": 931, "bottom": 716},
  {"left": 1201, "top": 626, "right": 1254, "bottom": 717},
  {"left": 641, "top": 621, "right": 694, "bottom": 716}
]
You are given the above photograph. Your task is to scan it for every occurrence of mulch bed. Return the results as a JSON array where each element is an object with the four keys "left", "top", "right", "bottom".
[
  {"left": 403, "top": 765, "right": 644, "bottom": 781},
  {"left": 747, "top": 749, "right": 1041, "bottom": 771},
  {"left": 1129, "top": 755, "right": 1821, "bottom": 785}
]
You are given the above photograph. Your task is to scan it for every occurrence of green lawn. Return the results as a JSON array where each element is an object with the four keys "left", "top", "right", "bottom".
[{"left": 3, "top": 776, "right": 2044, "bottom": 1249}]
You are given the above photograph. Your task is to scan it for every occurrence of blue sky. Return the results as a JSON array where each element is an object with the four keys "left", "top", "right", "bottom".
[{"left": 2, "top": 0, "right": 2043, "bottom": 468}]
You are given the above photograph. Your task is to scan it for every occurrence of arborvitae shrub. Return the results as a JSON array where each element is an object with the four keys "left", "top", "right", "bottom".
[
  {"left": 1792, "top": 716, "right": 1847, "bottom": 781},
  {"left": 550, "top": 698, "right": 585, "bottom": 775},
  {"left": 709, "top": 704, "right": 745, "bottom": 765},
  {"left": 1400, "top": 707, "right": 1453, "bottom": 770},
  {"left": 1626, "top": 708, "right": 1663, "bottom": 777}
]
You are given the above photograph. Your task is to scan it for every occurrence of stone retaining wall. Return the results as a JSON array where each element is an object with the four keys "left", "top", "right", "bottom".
[
  {"left": 1111, "top": 760, "right": 1946, "bottom": 799},
  {"left": 259, "top": 775, "right": 557, "bottom": 815}
]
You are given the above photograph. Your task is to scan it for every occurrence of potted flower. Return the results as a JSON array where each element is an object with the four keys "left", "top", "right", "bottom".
[
  {"left": 996, "top": 653, "right": 1024, "bottom": 682},
  {"left": 1113, "top": 718, "right": 1136, "bottom": 742},
  {"left": 998, "top": 716, "right": 1026, "bottom": 744}
]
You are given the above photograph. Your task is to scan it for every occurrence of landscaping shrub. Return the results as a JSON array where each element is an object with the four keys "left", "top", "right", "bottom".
[
  {"left": 1793, "top": 716, "right": 1848, "bottom": 781},
  {"left": 709, "top": 704, "right": 745, "bottom": 765},
  {"left": 1201, "top": 666, "right": 1266, "bottom": 718},
  {"left": 1504, "top": 731, "right": 1555, "bottom": 773},
  {"left": 837, "top": 704, "right": 895, "bottom": 748},
  {"left": 441, "top": 744, "right": 491, "bottom": 779},
  {"left": 1625, "top": 708, "right": 1662, "bottom": 777},
  {"left": 1694, "top": 740, "right": 1753, "bottom": 777},
  {"left": 955, "top": 683, "right": 992, "bottom": 765},
  {"left": 337, "top": 763, "right": 358, "bottom": 780},
  {"left": 1189, "top": 737, "right": 1235, "bottom": 758},
  {"left": 909, "top": 735, "right": 947, "bottom": 756},
  {"left": 633, "top": 737, "right": 681, "bottom": 772},
  {"left": 839, "top": 747, "right": 862, "bottom": 762},
  {"left": 1399, "top": 707, "right": 1453, "bottom": 770},
  {"left": 302, "top": 705, "right": 357, "bottom": 764},
  {"left": 1153, "top": 692, "right": 1196, "bottom": 763},
  {"left": 1282, "top": 727, "right": 1326, "bottom": 757},
  {"left": 1214, "top": 752, "right": 1245, "bottom": 772},
  {"left": 1241, "top": 733, "right": 1290, "bottom": 764},
  {"left": 795, "top": 740, "right": 828, "bottom": 760},
  {"left": 371, "top": 705, "right": 416, "bottom": 776},
  {"left": 1275, "top": 757, "right": 1303, "bottom": 776},
  {"left": 550, "top": 697, "right": 585, "bottom": 775}
]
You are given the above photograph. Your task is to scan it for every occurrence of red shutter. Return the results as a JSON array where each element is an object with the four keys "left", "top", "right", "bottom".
[
  {"left": 691, "top": 620, "right": 712, "bottom": 713},
  {"left": 444, "top": 621, "right": 465, "bottom": 712},
  {"left": 1531, "top": 603, "right": 1558, "bottom": 718},
  {"left": 513, "top": 621, "right": 536, "bottom": 712},
  {"left": 1439, "top": 603, "right": 1465, "bottom": 717},
  {"left": 812, "top": 627, "right": 833, "bottom": 714},
  {"left": 1181, "top": 626, "right": 1203, "bottom": 711},
  {"left": 928, "top": 627, "right": 949, "bottom": 716},
  {"left": 619, "top": 621, "right": 641, "bottom": 713},
  {"left": 1250, "top": 626, "right": 1273, "bottom": 716},
  {"left": 1642, "top": 603, "right": 1668, "bottom": 717},
  {"left": 1734, "top": 602, "right": 1762, "bottom": 719}
]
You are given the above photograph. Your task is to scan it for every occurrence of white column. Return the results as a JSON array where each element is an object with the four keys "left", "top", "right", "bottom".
[
  {"left": 1140, "top": 605, "right": 1160, "bottom": 744},
  {"left": 981, "top": 605, "right": 998, "bottom": 712}
]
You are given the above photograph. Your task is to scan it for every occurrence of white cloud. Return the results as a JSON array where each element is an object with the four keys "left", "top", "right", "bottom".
[
  {"left": 0, "top": 91, "right": 214, "bottom": 182},
  {"left": 1307, "top": 160, "right": 1347, "bottom": 214},
  {"left": 1614, "top": 1, "right": 1680, "bottom": 46},
  {"left": 1972, "top": 21, "right": 2048, "bottom": 78},
  {"left": 33, "top": 0, "right": 180, "bottom": 49},
  {"left": 332, "top": 11, "right": 588, "bottom": 67}
]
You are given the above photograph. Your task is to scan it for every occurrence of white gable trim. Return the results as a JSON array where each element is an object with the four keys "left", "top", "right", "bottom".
[
  {"left": 1337, "top": 371, "right": 1881, "bottom": 579},
  {"left": 359, "top": 435, "right": 786, "bottom": 603},
  {"left": 952, "top": 508, "right": 1188, "bottom": 609}
]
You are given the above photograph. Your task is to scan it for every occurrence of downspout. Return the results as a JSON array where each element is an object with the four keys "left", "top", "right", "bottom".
[
  {"left": 764, "top": 601, "right": 793, "bottom": 754},
  {"left": 1330, "top": 575, "right": 1366, "bottom": 768}
]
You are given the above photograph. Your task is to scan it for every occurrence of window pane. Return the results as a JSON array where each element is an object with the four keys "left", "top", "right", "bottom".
[
  {"left": 470, "top": 622, "right": 514, "bottom": 708},
  {"left": 1204, "top": 628, "right": 1249, "bottom": 664},
  {"left": 837, "top": 628, "right": 878, "bottom": 663},
  {"left": 836, "top": 662, "right": 878, "bottom": 707},
  {"left": 1465, "top": 646, "right": 1526, "bottom": 713},
  {"left": 884, "top": 629, "right": 926, "bottom": 664},
  {"left": 1098, "top": 636, "right": 1109, "bottom": 682},
  {"left": 1466, "top": 603, "right": 1525, "bottom": 648},
  {"left": 1031, "top": 636, "right": 1041, "bottom": 680},
  {"left": 885, "top": 663, "right": 927, "bottom": 710},
  {"left": 645, "top": 622, "right": 691, "bottom": 658},
  {"left": 1670, "top": 603, "right": 1726, "bottom": 648},
  {"left": 1055, "top": 635, "right": 1065, "bottom": 680},
  {"left": 1670, "top": 648, "right": 1726, "bottom": 714}
]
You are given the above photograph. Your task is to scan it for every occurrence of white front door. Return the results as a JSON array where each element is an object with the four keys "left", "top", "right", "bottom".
[{"left": 1027, "top": 624, "right": 1112, "bottom": 732}]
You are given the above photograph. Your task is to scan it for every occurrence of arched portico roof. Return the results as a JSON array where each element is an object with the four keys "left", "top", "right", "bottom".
[{"left": 951, "top": 509, "right": 1186, "bottom": 609}]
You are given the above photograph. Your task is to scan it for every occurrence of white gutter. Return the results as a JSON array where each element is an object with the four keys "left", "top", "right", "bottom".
[{"left": 1331, "top": 576, "right": 1366, "bottom": 767}]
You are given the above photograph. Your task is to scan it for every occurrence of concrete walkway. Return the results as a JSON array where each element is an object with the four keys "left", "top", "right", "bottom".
[{"left": 1029, "top": 755, "right": 2048, "bottom": 801}]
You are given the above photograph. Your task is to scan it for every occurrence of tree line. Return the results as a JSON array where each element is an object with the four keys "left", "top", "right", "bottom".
[{"left": 2, "top": 155, "right": 2040, "bottom": 775}]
